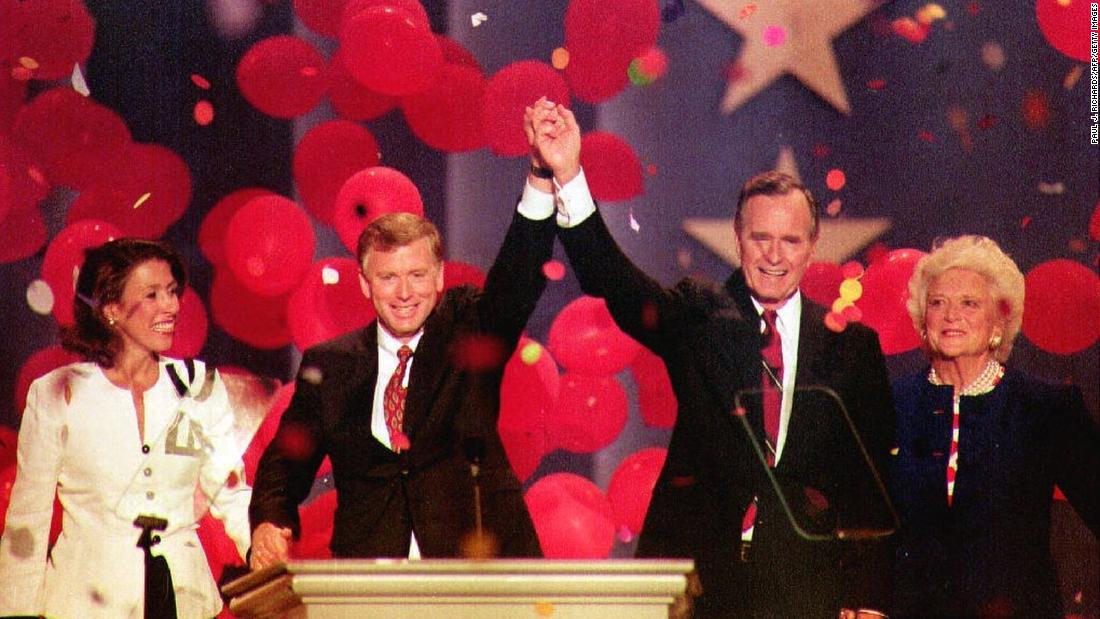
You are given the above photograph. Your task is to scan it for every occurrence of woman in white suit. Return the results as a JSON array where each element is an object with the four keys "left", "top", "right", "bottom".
[{"left": 0, "top": 238, "right": 252, "bottom": 618}]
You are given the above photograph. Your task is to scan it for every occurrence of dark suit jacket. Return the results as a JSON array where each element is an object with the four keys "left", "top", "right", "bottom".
[
  {"left": 891, "top": 367, "right": 1100, "bottom": 618},
  {"left": 559, "top": 210, "right": 896, "bottom": 618},
  {"left": 249, "top": 212, "right": 552, "bottom": 558}
]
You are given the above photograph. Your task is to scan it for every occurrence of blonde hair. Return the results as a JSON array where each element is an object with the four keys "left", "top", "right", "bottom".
[
  {"left": 906, "top": 235, "right": 1025, "bottom": 362},
  {"left": 356, "top": 212, "right": 443, "bottom": 270}
]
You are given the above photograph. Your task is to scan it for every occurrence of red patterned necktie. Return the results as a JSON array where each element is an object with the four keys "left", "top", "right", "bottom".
[
  {"left": 760, "top": 309, "right": 783, "bottom": 466},
  {"left": 383, "top": 345, "right": 413, "bottom": 452}
]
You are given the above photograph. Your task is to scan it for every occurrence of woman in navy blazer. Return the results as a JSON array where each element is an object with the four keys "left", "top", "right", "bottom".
[{"left": 890, "top": 235, "right": 1099, "bottom": 618}]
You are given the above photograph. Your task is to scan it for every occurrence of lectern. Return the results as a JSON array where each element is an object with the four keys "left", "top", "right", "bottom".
[{"left": 223, "top": 559, "right": 694, "bottom": 619}]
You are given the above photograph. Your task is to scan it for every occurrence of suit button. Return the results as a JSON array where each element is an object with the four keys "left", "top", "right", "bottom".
[
  {"left": 143, "top": 468, "right": 152, "bottom": 477},
  {"left": 142, "top": 445, "right": 151, "bottom": 454},
  {"left": 400, "top": 468, "right": 410, "bottom": 476},
  {"left": 146, "top": 491, "right": 155, "bottom": 500}
]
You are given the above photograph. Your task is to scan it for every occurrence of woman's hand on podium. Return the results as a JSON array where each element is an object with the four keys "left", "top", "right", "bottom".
[{"left": 250, "top": 522, "right": 292, "bottom": 570}]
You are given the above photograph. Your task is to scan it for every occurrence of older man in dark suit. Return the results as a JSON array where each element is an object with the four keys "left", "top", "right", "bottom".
[
  {"left": 248, "top": 198, "right": 554, "bottom": 565},
  {"left": 523, "top": 99, "right": 895, "bottom": 618}
]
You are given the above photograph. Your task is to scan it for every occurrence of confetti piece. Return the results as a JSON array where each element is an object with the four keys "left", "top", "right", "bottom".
[
  {"left": 831, "top": 297, "right": 853, "bottom": 314},
  {"left": 825, "top": 199, "right": 842, "bottom": 217},
  {"left": 300, "top": 66, "right": 319, "bottom": 77},
  {"left": 890, "top": 446, "right": 900, "bottom": 456},
  {"left": 470, "top": 12, "right": 488, "bottom": 27},
  {"left": 191, "top": 73, "right": 211, "bottom": 90},
  {"left": 1037, "top": 181, "right": 1065, "bottom": 195},
  {"left": 300, "top": 366, "right": 323, "bottom": 384},
  {"left": 841, "top": 303, "right": 863, "bottom": 323},
  {"left": 917, "top": 129, "right": 937, "bottom": 143},
  {"left": 739, "top": 3, "right": 757, "bottom": 19},
  {"left": 677, "top": 248, "right": 693, "bottom": 269},
  {"left": 18, "top": 57, "right": 39, "bottom": 70},
  {"left": 916, "top": 3, "right": 947, "bottom": 25},
  {"left": 1020, "top": 215, "right": 1032, "bottom": 229},
  {"left": 26, "top": 280, "right": 54, "bottom": 316},
  {"left": 551, "top": 47, "right": 570, "bottom": 70},
  {"left": 839, "top": 279, "right": 863, "bottom": 302},
  {"left": 132, "top": 192, "right": 152, "bottom": 210},
  {"left": 70, "top": 64, "right": 90, "bottom": 96},
  {"left": 866, "top": 78, "right": 886, "bottom": 90},
  {"left": 1021, "top": 89, "right": 1050, "bottom": 129},
  {"left": 28, "top": 166, "right": 48, "bottom": 188},
  {"left": 194, "top": 100, "right": 214, "bottom": 126},
  {"left": 812, "top": 144, "right": 831, "bottom": 159},
  {"left": 723, "top": 61, "right": 750, "bottom": 83},
  {"left": 947, "top": 105, "right": 968, "bottom": 132},
  {"left": 1068, "top": 238, "right": 1086, "bottom": 253},
  {"left": 541, "top": 260, "right": 566, "bottom": 281},
  {"left": 980, "top": 42, "right": 1005, "bottom": 71},
  {"left": 629, "top": 208, "right": 641, "bottom": 233},
  {"left": 966, "top": 2, "right": 980, "bottom": 16},
  {"left": 646, "top": 163, "right": 658, "bottom": 176},
  {"left": 520, "top": 341, "right": 544, "bottom": 365},
  {"left": 824, "top": 311, "right": 848, "bottom": 333},
  {"left": 840, "top": 262, "right": 864, "bottom": 280},
  {"left": 762, "top": 25, "right": 787, "bottom": 47},
  {"left": 825, "top": 169, "right": 846, "bottom": 191},
  {"left": 1063, "top": 65, "right": 1084, "bottom": 90},
  {"left": 617, "top": 525, "right": 634, "bottom": 543},
  {"left": 976, "top": 114, "right": 998, "bottom": 129},
  {"left": 892, "top": 17, "right": 930, "bottom": 44},
  {"left": 11, "top": 66, "right": 33, "bottom": 81},
  {"left": 321, "top": 265, "right": 340, "bottom": 285}
]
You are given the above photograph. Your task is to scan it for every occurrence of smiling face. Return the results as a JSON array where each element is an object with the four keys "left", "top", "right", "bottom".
[
  {"left": 923, "top": 267, "right": 1001, "bottom": 363},
  {"left": 359, "top": 236, "right": 445, "bottom": 342},
  {"left": 103, "top": 259, "right": 180, "bottom": 357},
  {"left": 735, "top": 191, "right": 817, "bottom": 311}
]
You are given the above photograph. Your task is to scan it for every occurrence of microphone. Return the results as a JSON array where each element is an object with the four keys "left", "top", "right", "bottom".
[{"left": 462, "top": 437, "right": 486, "bottom": 537}]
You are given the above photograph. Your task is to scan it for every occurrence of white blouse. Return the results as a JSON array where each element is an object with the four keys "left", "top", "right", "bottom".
[{"left": 0, "top": 358, "right": 252, "bottom": 618}]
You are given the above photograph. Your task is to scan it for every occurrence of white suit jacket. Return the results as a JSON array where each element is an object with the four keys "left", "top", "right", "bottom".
[{"left": 0, "top": 358, "right": 252, "bottom": 619}]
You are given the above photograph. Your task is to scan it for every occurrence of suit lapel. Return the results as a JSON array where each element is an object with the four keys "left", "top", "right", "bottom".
[
  {"left": 401, "top": 298, "right": 454, "bottom": 440},
  {"left": 784, "top": 301, "right": 830, "bottom": 469}
]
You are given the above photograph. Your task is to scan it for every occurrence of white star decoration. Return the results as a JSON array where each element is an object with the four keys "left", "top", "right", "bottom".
[
  {"left": 682, "top": 146, "right": 892, "bottom": 265},
  {"left": 696, "top": 0, "right": 880, "bottom": 115}
]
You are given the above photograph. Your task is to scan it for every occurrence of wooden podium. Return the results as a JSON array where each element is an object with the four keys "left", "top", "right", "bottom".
[{"left": 222, "top": 559, "right": 694, "bottom": 619}]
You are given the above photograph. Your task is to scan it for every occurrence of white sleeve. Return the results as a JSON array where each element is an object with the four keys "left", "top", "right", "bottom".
[
  {"left": 516, "top": 168, "right": 597, "bottom": 227},
  {"left": 0, "top": 380, "right": 62, "bottom": 615},
  {"left": 195, "top": 369, "right": 252, "bottom": 561}
]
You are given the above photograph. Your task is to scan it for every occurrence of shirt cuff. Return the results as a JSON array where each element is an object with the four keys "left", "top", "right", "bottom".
[
  {"left": 517, "top": 180, "right": 555, "bottom": 221},
  {"left": 552, "top": 168, "right": 596, "bottom": 228}
]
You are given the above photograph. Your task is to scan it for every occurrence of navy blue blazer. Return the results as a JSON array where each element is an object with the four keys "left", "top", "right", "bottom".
[{"left": 890, "top": 367, "right": 1100, "bottom": 618}]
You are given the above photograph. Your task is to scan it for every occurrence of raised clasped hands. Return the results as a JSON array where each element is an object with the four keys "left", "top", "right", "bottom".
[{"left": 523, "top": 96, "right": 581, "bottom": 186}]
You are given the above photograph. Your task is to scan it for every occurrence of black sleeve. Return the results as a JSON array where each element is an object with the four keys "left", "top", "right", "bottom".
[
  {"left": 476, "top": 211, "right": 556, "bottom": 349},
  {"left": 1048, "top": 383, "right": 1100, "bottom": 537}
]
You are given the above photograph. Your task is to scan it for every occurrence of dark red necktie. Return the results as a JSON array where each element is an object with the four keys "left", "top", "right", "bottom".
[
  {"left": 760, "top": 310, "right": 783, "bottom": 466},
  {"left": 383, "top": 346, "right": 413, "bottom": 452}
]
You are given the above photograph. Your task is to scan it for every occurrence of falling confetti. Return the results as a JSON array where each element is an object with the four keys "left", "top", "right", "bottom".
[
  {"left": 892, "top": 17, "right": 930, "bottom": 44},
  {"left": 826, "top": 199, "right": 842, "bottom": 217},
  {"left": 917, "top": 129, "right": 937, "bottom": 143},
  {"left": 71, "top": 64, "right": 90, "bottom": 96},
  {"left": 1021, "top": 89, "right": 1050, "bottom": 129},
  {"left": 542, "top": 260, "right": 566, "bottom": 281},
  {"left": 841, "top": 261, "right": 864, "bottom": 280},
  {"left": 26, "top": 280, "right": 55, "bottom": 315},
  {"left": 976, "top": 114, "right": 998, "bottom": 129},
  {"left": 980, "top": 42, "right": 1005, "bottom": 70},
  {"left": 629, "top": 208, "right": 641, "bottom": 233},
  {"left": 646, "top": 163, "right": 658, "bottom": 176},
  {"left": 551, "top": 47, "right": 570, "bottom": 70},
  {"left": 191, "top": 73, "right": 212, "bottom": 89},
  {"left": 866, "top": 78, "right": 886, "bottom": 90},
  {"left": 825, "top": 169, "right": 846, "bottom": 191},
  {"left": 470, "top": 12, "right": 488, "bottom": 27},
  {"left": 824, "top": 311, "right": 848, "bottom": 332},
  {"left": 839, "top": 278, "right": 863, "bottom": 302},
  {"left": 520, "top": 341, "right": 544, "bottom": 365},
  {"left": 762, "top": 25, "right": 787, "bottom": 47},
  {"left": 193, "top": 100, "right": 214, "bottom": 126},
  {"left": 1020, "top": 215, "right": 1032, "bottom": 229},
  {"left": 300, "top": 366, "right": 323, "bottom": 385},
  {"left": 740, "top": 4, "right": 757, "bottom": 19},
  {"left": 131, "top": 192, "right": 152, "bottom": 210},
  {"left": 1063, "top": 65, "right": 1084, "bottom": 89},
  {"left": 677, "top": 248, "right": 693, "bottom": 269},
  {"left": 321, "top": 265, "right": 340, "bottom": 285},
  {"left": 534, "top": 601, "right": 556, "bottom": 617},
  {"left": 916, "top": 3, "right": 947, "bottom": 25},
  {"left": 18, "top": 57, "right": 39, "bottom": 70},
  {"left": 1037, "top": 181, "right": 1065, "bottom": 195}
]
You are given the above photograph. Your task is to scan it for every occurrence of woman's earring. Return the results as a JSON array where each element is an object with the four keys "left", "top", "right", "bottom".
[
  {"left": 108, "top": 317, "right": 116, "bottom": 326},
  {"left": 989, "top": 334, "right": 1002, "bottom": 349}
]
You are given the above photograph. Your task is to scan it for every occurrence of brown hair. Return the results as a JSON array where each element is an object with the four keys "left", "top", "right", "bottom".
[
  {"left": 734, "top": 171, "right": 820, "bottom": 239},
  {"left": 356, "top": 212, "right": 444, "bottom": 269},
  {"left": 61, "top": 238, "right": 187, "bottom": 368}
]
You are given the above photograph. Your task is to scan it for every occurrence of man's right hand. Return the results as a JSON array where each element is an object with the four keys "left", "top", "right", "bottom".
[
  {"left": 523, "top": 97, "right": 581, "bottom": 186},
  {"left": 249, "top": 522, "right": 292, "bottom": 570}
]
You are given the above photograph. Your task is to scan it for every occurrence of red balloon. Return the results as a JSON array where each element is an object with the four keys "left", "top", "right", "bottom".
[
  {"left": 1036, "top": 0, "right": 1092, "bottom": 61},
  {"left": 41, "top": 219, "right": 124, "bottom": 325},
  {"left": 579, "top": 131, "right": 643, "bottom": 202},
  {"left": 293, "top": 120, "right": 380, "bottom": 225},
  {"left": 14, "top": 345, "right": 80, "bottom": 417},
  {"left": 563, "top": 0, "right": 660, "bottom": 103},
  {"left": 242, "top": 382, "right": 295, "bottom": 483},
  {"left": 548, "top": 296, "right": 641, "bottom": 375},
  {"left": 7, "top": 0, "right": 96, "bottom": 80},
  {"left": 65, "top": 142, "right": 192, "bottom": 239},
  {"left": 1022, "top": 259, "right": 1100, "bottom": 355},
  {"left": 401, "top": 63, "right": 488, "bottom": 152},
  {"left": 164, "top": 287, "right": 209, "bottom": 359},
  {"left": 0, "top": 138, "right": 51, "bottom": 215},
  {"left": 524, "top": 473, "right": 616, "bottom": 558},
  {"left": 224, "top": 195, "right": 315, "bottom": 297},
  {"left": 800, "top": 262, "right": 845, "bottom": 307},
  {"left": 197, "top": 513, "right": 245, "bottom": 584},
  {"left": 327, "top": 50, "right": 398, "bottom": 121},
  {"left": 236, "top": 35, "right": 328, "bottom": 119},
  {"left": 482, "top": 61, "right": 571, "bottom": 157},
  {"left": 499, "top": 338, "right": 559, "bottom": 481},
  {"left": 12, "top": 87, "right": 131, "bottom": 190},
  {"left": 292, "top": 0, "right": 350, "bottom": 37},
  {"left": 550, "top": 372, "right": 628, "bottom": 453},
  {"left": 0, "top": 71, "right": 29, "bottom": 133},
  {"left": 629, "top": 348, "right": 677, "bottom": 429},
  {"left": 287, "top": 257, "right": 376, "bottom": 351},
  {"left": 292, "top": 490, "right": 336, "bottom": 559},
  {"left": 606, "top": 447, "right": 666, "bottom": 537},
  {"left": 435, "top": 34, "right": 482, "bottom": 72},
  {"left": 443, "top": 260, "right": 486, "bottom": 290},
  {"left": 332, "top": 166, "right": 424, "bottom": 254},
  {"left": 198, "top": 188, "right": 275, "bottom": 266},
  {"left": 338, "top": 6, "right": 442, "bottom": 97},
  {"left": 340, "top": 0, "right": 430, "bottom": 31},
  {"left": 1089, "top": 201, "right": 1100, "bottom": 243},
  {"left": 0, "top": 424, "right": 16, "bottom": 470},
  {"left": 855, "top": 248, "right": 924, "bottom": 355},
  {"left": 0, "top": 205, "right": 48, "bottom": 264},
  {"left": 209, "top": 269, "right": 292, "bottom": 350}
]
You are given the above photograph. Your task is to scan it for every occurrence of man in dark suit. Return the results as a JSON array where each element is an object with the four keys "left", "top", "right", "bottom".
[
  {"left": 248, "top": 202, "right": 554, "bottom": 565},
  {"left": 524, "top": 100, "right": 895, "bottom": 618}
]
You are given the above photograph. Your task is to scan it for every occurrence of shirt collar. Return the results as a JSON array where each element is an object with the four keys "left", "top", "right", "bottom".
[
  {"left": 750, "top": 290, "right": 802, "bottom": 333},
  {"left": 377, "top": 323, "right": 424, "bottom": 355}
]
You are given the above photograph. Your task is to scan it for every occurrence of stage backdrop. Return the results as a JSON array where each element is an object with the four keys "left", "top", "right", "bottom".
[{"left": 1, "top": 0, "right": 1097, "bottom": 616}]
